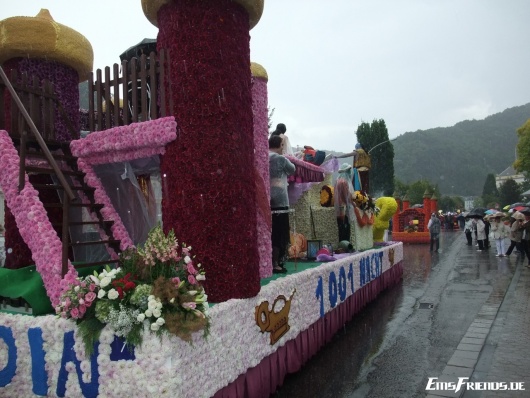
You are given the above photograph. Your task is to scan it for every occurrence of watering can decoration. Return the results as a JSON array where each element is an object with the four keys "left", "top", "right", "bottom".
[{"left": 255, "top": 289, "right": 297, "bottom": 345}]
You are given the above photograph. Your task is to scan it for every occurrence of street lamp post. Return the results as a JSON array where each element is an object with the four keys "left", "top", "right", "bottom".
[{"left": 368, "top": 137, "right": 397, "bottom": 154}]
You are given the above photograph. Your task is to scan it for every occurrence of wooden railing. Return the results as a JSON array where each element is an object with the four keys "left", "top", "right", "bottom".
[
  {"left": 0, "top": 69, "right": 78, "bottom": 143},
  {"left": 0, "top": 66, "right": 75, "bottom": 200},
  {"left": 87, "top": 49, "right": 173, "bottom": 132}
]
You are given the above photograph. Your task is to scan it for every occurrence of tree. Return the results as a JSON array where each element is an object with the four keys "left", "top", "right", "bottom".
[
  {"left": 438, "top": 196, "right": 465, "bottom": 212},
  {"left": 498, "top": 178, "right": 522, "bottom": 206},
  {"left": 356, "top": 119, "right": 394, "bottom": 197},
  {"left": 514, "top": 118, "right": 530, "bottom": 175},
  {"left": 267, "top": 107, "right": 275, "bottom": 130},
  {"left": 406, "top": 180, "right": 435, "bottom": 206},
  {"left": 393, "top": 178, "right": 409, "bottom": 197},
  {"left": 481, "top": 173, "right": 499, "bottom": 208}
]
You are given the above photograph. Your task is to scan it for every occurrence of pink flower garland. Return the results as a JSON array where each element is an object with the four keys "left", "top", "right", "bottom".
[
  {"left": 69, "top": 118, "right": 177, "bottom": 251},
  {"left": 70, "top": 117, "right": 177, "bottom": 250},
  {"left": 70, "top": 117, "right": 177, "bottom": 165},
  {"left": 76, "top": 158, "right": 134, "bottom": 251},
  {"left": 0, "top": 130, "right": 77, "bottom": 306}
]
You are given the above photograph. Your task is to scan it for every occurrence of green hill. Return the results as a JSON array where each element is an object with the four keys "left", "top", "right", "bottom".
[{"left": 391, "top": 103, "right": 530, "bottom": 196}]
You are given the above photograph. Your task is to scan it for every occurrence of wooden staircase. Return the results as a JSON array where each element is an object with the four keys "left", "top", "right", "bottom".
[{"left": 0, "top": 66, "right": 122, "bottom": 275}]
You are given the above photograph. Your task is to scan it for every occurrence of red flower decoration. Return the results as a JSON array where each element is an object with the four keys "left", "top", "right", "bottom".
[{"left": 157, "top": 0, "right": 260, "bottom": 302}]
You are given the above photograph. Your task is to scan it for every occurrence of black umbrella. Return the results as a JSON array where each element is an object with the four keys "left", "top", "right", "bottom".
[
  {"left": 467, "top": 207, "right": 487, "bottom": 218},
  {"left": 119, "top": 38, "right": 157, "bottom": 62},
  {"left": 510, "top": 202, "right": 526, "bottom": 209}
]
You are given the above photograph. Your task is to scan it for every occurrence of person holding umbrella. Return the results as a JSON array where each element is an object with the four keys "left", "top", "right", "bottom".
[
  {"left": 504, "top": 211, "right": 525, "bottom": 256},
  {"left": 475, "top": 216, "right": 486, "bottom": 251},
  {"left": 519, "top": 209, "right": 530, "bottom": 267},
  {"left": 464, "top": 215, "right": 474, "bottom": 246},
  {"left": 490, "top": 212, "right": 508, "bottom": 257},
  {"left": 428, "top": 213, "right": 441, "bottom": 252}
]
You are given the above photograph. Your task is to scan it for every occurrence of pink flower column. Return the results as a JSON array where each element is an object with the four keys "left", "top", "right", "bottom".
[
  {"left": 144, "top": 0, "right": 264, "bottom": 302},
  {"left": 251, "top": 62, "right": 272, "bottom": 278}
]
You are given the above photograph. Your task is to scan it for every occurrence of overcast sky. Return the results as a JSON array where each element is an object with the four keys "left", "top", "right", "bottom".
[{"left": 2, "top": 1, "right": 529, "bottom": 152}]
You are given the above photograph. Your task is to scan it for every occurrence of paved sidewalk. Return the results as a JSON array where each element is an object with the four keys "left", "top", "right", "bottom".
[{"left": 426, "top": 250, "right": 530, "bottom": 397}]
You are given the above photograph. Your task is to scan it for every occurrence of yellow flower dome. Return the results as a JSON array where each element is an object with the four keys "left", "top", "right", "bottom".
[
  {"left": 141, "top": 0, "right": 264, "bottom": 29},
  {"left": 0, "top": 9, "right": 94, "bottom": 82},
  {"left": 250, "top": 62, "right": 268, "bottom": 81}
]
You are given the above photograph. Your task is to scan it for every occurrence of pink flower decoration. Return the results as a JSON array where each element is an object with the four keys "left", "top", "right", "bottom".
[
  {"left": 70, "top": 307, "right": 79, "bottom": 318},
  {"left": 70, "top": 117, "right": 177, "bottom": 165},
  {"left": 0, "top": 131, "right": 76, "bottom": 306},
  {"left": 85, "top": 292, "right": 96, "bottom": 303}
]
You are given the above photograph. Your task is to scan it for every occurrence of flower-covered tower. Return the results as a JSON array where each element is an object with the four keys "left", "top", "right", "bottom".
[
  {"left": 142, "top": 0, "right": 264, "bottom": 301},
  {"left": 0, "top": 9, "right": 93, "bottom": 141},
  {"left": 251, "top": 62, "right": 272, "bottom": 277},
  {"left": 0, "top": 9, "right": 93, "bottom": 269}
]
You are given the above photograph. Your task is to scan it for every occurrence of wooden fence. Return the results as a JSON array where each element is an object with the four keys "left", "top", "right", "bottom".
[
  {"left": 0, "top": 69, "right": 77, "bottom": 142},
  {"left": 87, "top": 49, "right": 173, "bottom": 132}
]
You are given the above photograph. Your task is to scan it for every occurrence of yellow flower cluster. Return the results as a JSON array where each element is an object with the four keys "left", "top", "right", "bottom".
[{"left": 353, "top": 191, "right": 368, "bottom": 207}]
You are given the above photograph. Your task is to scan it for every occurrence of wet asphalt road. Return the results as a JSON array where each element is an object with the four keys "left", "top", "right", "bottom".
[{"left": 271, "top": 231, "right": 516, "bottom": 398}]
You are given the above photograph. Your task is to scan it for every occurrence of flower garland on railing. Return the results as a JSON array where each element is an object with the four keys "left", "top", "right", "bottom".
[
  {"left": 70, "top": 117, "right": 177, "bottom": 165},
  {"left": 0, "top": 131, "right": 78, "bottom": 306},
  {"left": 76, "top": 158, "right": 134, "bottom": 251},
  {"left": 285, "top": 155, "right": 325, "bottom": 183},
  {"left": 70, "top": 117, "right": 177, "bottom": 251},
  {"left": 56, "top": 225, "right": 209, "bottom": 356}
]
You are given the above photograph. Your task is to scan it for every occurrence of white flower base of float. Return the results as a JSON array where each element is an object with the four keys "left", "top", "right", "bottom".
[{"left": 0, "top": 243, "right": 403, "bottom": 398}]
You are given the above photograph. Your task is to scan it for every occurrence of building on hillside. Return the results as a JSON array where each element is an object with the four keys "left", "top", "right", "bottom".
[
  {"left": 496, "top": 166, "right": 525, "bottom": 187},
  {"left": 464, "top": 197, "right": 475, "bottom": 211}
]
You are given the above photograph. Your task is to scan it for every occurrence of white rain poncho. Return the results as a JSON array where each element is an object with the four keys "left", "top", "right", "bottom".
[
  {"left": 334, "top": 164, "right": 355, "bottom": 220},
  {"left": 269, "top": 152, "right": 295, "bottom": 208}
]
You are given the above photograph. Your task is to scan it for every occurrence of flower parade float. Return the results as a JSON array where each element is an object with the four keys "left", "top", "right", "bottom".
[
  {"left": 391, "top": 190, "right": 438, "bottom": 243},
  {"left": 0, "top": 2, "right": 404, "bottom": 397}
]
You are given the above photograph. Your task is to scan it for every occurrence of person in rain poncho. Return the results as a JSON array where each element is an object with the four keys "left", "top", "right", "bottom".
[
  {"left": 475, "top": 217, "right": 486, "bottom": 251},
  {"left": 334, "top": 163, "right": 356, "bottom": 243},
  {"left": 427, "top": 213, "right": 441, "bottom": 252},
  {"left": 490, "top": 212, "right": 508, "bottom": 256},
  {"left": 464, "top": 216, "right": 474, "bottom": 246},
  {"left": 269, "top": 135, "right": 295, "bottom": 273},
  {"left": 505, "top": 211, "right": 525, "bottom": 256}
]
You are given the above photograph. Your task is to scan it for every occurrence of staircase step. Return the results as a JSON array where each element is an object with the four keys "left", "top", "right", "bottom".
[
  {"left": 69, "top": 239, "right": 121, "bottom": 247},
  {"left": 52, "top": 221, "right": 115, "bottom": 227},
  {"left": 25, "top": 166, "right": 84, "bottom": 177},
  {"left": 13, "top": 138, "right": 67, "bottom": 152},
  {"left": 25, "top": 150, "right": 75, "bottom": 162},
  {"left": 32, "top": 183, "right": 95, "bottom": 192},
  {"left": 43, "top": 203, "right": 104, "bottom": 210},
  {"left": 73, "top": 259, "right": 120, "bottom": 269}
]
